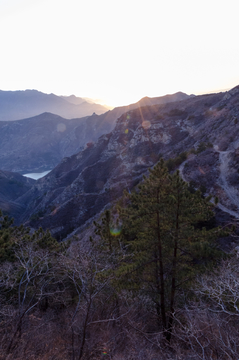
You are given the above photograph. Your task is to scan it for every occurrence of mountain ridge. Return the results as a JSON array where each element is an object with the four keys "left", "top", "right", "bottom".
[
  {"left": 9, "top": 86, "right": 239, "bottom": 240},
  {"left": 0, "top": 111, "right": 113, "bottom": 173},
  {"left": 0, "top": 89, "right": 109, "bottom": 121},
  {"left": 0, "top": 91, "right": 193, "bottom": 174}
]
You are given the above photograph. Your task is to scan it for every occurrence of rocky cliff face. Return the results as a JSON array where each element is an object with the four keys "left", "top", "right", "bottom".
[{"left": 9, "top": 86, "right": 239, "bottom": 239}]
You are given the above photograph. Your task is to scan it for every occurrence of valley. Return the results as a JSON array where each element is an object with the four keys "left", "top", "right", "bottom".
[
  {"left": 1, "top": 1, "right": 238, "bottom": 357},
  {"left": 1, "top": 85, "right": 238, "bottom": 241},
  {"left": 1, "top": 86, "right": 239, "bottom": 359},
  {"left": 0, "top": 91, "right": 191, "bottom": 173}
]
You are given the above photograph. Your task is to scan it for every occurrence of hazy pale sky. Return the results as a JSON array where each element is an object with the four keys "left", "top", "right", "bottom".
[{"left": 0, "top": 0, "right": 238, "bottom": 106}]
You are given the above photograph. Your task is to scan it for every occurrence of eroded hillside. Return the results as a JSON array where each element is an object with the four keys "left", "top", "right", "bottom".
[{"left": 9, "top": 86, "right": 239, "bottom": 239}]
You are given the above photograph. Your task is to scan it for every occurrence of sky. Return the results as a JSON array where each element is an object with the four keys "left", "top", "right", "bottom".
[{"left": 0, "top": 0, "right": 239, "bottom": 107}]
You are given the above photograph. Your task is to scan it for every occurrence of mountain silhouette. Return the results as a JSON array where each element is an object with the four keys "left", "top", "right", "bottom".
[{"left": 0, "top": 90, "right": 110, "bottom": 121}]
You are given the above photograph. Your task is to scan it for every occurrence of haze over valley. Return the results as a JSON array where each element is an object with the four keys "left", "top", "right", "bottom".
[
  {"left": 1, "top": 84, "right": 239, "bottom": 241},
  {"left": 1, "top": 0, "right": 239, "bottom": 358},
  {"left": 0, "top": 90, "right": 191, "bottom": 174},
  {"left": 0, "top": 90, "right": 111, "bottom": 121}
]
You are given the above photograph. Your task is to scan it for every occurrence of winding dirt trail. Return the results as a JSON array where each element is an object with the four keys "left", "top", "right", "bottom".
[
  {"left": 215, "top": 140, "right": 239, "bottom": 215},
  {"left": 178, "top": 159, "right": 188, "bottom": 182},
  {"left": 218, "top": 151, "right": 239, "bottom": 209},
  {"left": 216, "top": 202, "right": 239, "bottom": 219},
  {"left": 179, "top": 146, "right": 239, "bottom": 219}
]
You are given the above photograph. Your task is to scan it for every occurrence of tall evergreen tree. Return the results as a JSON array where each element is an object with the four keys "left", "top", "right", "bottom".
[{"left": 97, "top": 159, "right": 223, "bottom": 338}]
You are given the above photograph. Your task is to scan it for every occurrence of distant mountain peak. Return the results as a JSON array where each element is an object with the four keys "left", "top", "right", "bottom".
[
  {"left": 0, "top": 90, "right": 110, "bottom": 121},
  {"left": 136, "top": 92, "right": 193, "bottom": 107}
]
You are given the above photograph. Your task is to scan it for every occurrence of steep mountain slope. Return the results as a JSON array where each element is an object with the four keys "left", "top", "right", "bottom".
[
  {"left": 0, "top": 90, "right": 109, "bottom": 121},
  {"left": 0, "top": 92, "right": 192, "bottom": 173},
  {"left": 95, "top": 91, "right": 193, "bottom": 126},
  {"left": 11, "top": 86, "right": 239, "bottom": 239},
  {"left": 0, "top": 112, "right": 114, "bottom": 173},
  {"left": 136, "top": 91, "right": 194, "bottom": 107},
  {"left": 0, "top": 170, "right": 35, "bottom": 219}
]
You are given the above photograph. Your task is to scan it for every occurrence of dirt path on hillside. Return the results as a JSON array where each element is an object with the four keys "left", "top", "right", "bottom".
[
  {"left": 218, "top": 151, "right": 239, "bottom": 209},
  {"left": 217, "top": 202, "right": 239, "bottom": 219},
  {"left": 179, "top": 147, "right": 239, "bottom": 219},
  {"left": 214, "top": 140, "right": 239, "bottom": 215},
  {"left": 178, "top": 160, "right": 188, "bottom": 182}
]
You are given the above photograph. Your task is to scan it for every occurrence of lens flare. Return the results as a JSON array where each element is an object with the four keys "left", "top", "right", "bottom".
[
  {"left": 102, "top": 347, "right": 108, "bottom": 355},
  {"left": 110, "top": 227, "right": 121, "bottom": 236},
  {"left": 142, "top": 120, "right": 151, "bottom": 129},
  {"left": 198, "top": 166, "right": 205, "bottom": 175},
  {"left": 57, "top": 123, "right": 66, "bottom": 132}
]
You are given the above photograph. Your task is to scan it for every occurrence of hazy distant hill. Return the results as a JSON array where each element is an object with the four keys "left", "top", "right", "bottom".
[
  {"left": 15, "top": 88, "right": 235, "bottom": 238},
  {"left": 82, "top": 91, "right": 194, "bottom": 130},
  {"left": 0, "top": 112, "right": 115, "bottom": 173},
  {"left": 0, "top": 90, "right": 110, "bottom": 121},
  {"left": 0, "top": 91, "right": 193, "bottom": 173},
  {"left": 60, "top": 95, "right": 86, "bottom": 105},
  {"left": 4, "top": 86, "right": 239, "bottom": 241},
  {"left": 136, "top": 92, "right": 194, "bottom": 106}
]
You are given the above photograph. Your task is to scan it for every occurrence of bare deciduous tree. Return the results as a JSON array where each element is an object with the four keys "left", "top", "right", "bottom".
[{"left": 171, "top": 257, "right": 239, "bottom": 359}]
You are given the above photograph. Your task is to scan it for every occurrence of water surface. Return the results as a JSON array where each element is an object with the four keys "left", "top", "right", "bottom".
[{"left": 23, "top": 170, "right": 51, "bottom": 180}]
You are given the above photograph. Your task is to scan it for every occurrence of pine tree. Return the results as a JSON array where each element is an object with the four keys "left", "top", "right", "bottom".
[
  {"left": 0, "top": 210, "right": 27, "bottom": 262},
  {"left": 101, "top": 159, "right": 224, "bottom": 338}
]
